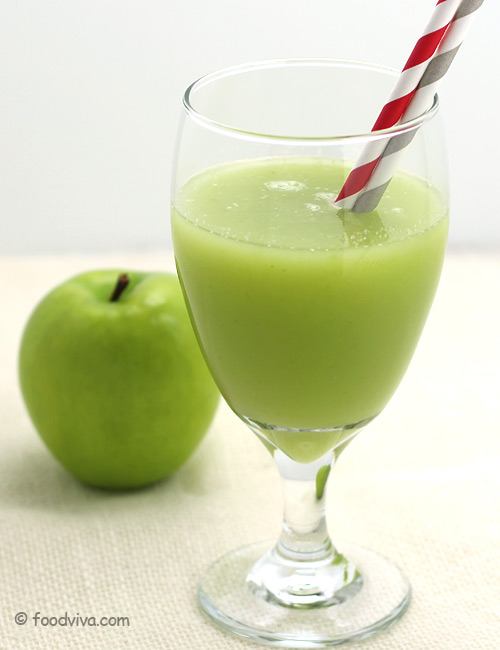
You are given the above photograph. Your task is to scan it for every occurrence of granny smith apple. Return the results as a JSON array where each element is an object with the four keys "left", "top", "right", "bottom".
[{"left": 19, "top": 270, "right": 220, "bottom": 489}]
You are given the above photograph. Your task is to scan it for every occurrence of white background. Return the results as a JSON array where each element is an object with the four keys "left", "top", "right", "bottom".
[{"left": 1, "top": 0, "right": 498, "bottom": 254}]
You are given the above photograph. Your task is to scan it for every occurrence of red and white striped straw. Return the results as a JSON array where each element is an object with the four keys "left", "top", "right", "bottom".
[{"left": 335, "top": 0, "right": 483, "bottom": 212}]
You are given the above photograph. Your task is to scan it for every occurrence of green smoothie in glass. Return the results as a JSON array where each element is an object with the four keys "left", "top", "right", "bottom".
[{"left": 172, "top": 156, "right": 448, "bottom": 462}]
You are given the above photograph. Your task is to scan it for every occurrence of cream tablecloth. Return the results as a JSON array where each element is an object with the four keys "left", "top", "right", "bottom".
[{"left": 0, "top": 251, "right": 498, "bottom": 650}]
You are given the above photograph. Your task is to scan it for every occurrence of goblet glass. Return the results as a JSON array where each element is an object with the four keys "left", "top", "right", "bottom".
[{"left": 170, "top": 60, "right": 448, "bottom": 647}]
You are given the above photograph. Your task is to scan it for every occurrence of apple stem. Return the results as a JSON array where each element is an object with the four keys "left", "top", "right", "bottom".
[{"left": 110, "top": 273, "right": 130, "bottom": 302}]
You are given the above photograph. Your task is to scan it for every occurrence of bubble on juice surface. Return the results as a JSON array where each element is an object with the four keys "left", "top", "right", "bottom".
[
  {"left": 264, "top": 180, "right": 305, "bottom": 192},
  {"left": 315, "top": 192, "right": 337, "bottom": 202},
  {"left": 315, "top": 192, "right": 341, "bottom": 211}
]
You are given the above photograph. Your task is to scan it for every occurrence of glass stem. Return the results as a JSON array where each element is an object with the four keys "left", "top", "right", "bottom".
[
  {"left": 275, "top": 449, "right": 335, "bottom": 563},
  {"left": 246, "top": 444, "right": 362, "bottom": 608}
]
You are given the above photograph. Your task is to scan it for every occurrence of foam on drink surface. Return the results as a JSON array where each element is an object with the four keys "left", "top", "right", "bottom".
[{"left": 175, "top": 157, "right": 446, "bottom": 252}]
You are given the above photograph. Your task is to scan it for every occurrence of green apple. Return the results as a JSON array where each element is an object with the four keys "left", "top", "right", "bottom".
[{"left": 18, "top": 270, "right": 220, "bottom": 489}]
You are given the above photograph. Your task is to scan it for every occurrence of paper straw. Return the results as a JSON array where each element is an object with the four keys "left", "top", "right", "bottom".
[
  {"left": 335, "top": 0, "right": 462, "bottom": 209},
  {"left": 335, "top": 0, "right": 483, "bottom": 212}
]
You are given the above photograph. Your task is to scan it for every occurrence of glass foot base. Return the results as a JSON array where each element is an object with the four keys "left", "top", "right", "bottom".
[{"left": 198, "top": 540, "right": 411, "bottom": 648}]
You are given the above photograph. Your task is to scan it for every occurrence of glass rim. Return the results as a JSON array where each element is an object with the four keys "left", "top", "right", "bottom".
[{"left": 183, "top": 58, "right": 440, "bottom": 145}]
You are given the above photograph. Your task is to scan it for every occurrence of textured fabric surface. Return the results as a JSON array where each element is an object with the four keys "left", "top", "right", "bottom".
[{"left": 0, "top": 252, "right": 498, "bottom": 650}]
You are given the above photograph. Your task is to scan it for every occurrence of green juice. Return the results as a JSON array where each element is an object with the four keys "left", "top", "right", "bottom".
[{"left": 172, "top": 157, "right": 448, "bottom": 462}]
